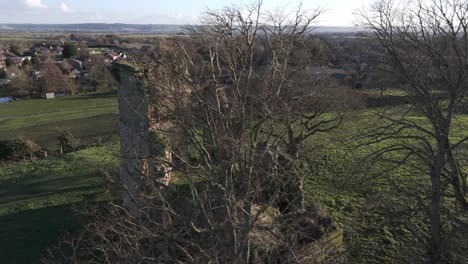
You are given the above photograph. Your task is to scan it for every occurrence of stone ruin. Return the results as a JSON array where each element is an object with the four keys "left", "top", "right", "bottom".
[
  {"left": 115, "top": 62, "right": 172, "bottom": 217},
  {"left": 114, "top": 62, "right": 345, "bottom": 262}
]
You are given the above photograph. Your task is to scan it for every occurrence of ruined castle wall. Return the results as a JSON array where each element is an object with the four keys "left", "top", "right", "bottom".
[{"left": 117, "top": 63, "right": 172, "bottom": 217}]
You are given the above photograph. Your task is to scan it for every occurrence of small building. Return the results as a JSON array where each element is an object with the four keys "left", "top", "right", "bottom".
[
  {"left": 45, "top": 92, "right": 56, "bottom": 99},
  {"left": 61, "top": 58, "right": 83, "bottom": 72},
  {"left": 60, "top": 59, "right": 83, "bottom": 80},
  {"left": 52, "top": 45, "right": 63, "bottom": 55},
  {"left": 68, "top": 69, "right": 81, "bottom": 79},
  {"left": 104, "top": 52, "right": 121, "bottom": 63},
  {"left": 10, "top": 56, "right": 31, "bottom": 67}
]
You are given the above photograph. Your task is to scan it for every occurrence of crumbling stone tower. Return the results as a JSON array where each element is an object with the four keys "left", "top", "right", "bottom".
[{"left": 116, "top": 62, "right": 172, "bottom": 217}]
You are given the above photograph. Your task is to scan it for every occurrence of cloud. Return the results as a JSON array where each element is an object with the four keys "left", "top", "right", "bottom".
[
  {"left": 60, "top": 2, "right": 73, "bottom": 13},
  {"left": 24, "top": 0, "right": 46, "bottom": 9}
]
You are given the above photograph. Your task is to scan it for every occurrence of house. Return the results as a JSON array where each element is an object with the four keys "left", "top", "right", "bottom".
[
  {"left": 51, "top": 45, "right": 63, "bottom": 55},
  {"left": 60, "top": 58, "right": 84, "bottom": 80},
  {"left": 104, "top": 51, "right": 121, "bottom": 63},
  {"left": 31, "top": 43, "right": 53, "bottom": 55},
  {"left": 60, "top": 58, "right": 83, "bottom": 72},
  {"left": 68, "top": 69, "right": 81, "bottom": 79},
  {"left": 35, "top": 46, "right": 52, "bottom": 54},
  {"left": 10, "top": 56, "right": 31, "bottom": 67}
]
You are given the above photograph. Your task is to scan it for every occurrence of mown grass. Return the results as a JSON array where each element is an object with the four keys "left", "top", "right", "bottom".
[
  {"left": 0, "top": 91, "right": 118, "bottom": 150},
  {"left": 0, "top": 90, "right": 120, "bottom": 263},
  {"left": 0, "top": 144, "right": 119, "bottom": 264},
  {"left": 0, "top": 113, "right": 118, "bottom": 150},
  {"left": 301, "top": 104, "right": 468, "bottom": 263},
  {"left": 360, "top": 88, "right": 409, "bottom": 96},
  {"left": 0, "top": 91, "right": 117, "bottom": 120},
  {"left": 1, "top": 88, "right": 465, "bottom": 263}
]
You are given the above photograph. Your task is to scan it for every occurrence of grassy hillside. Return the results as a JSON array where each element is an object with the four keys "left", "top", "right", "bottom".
[
  {"left": 0, "top": 91, "right": 118, "bottom": 150},
  {"left": 0, "top": 90, "right": 121, "bottom": 263},
  {"left": 0, "top": 144, "right": 119, "bottom": 264},
  {"left": 300, "top": 106, "right": 468, "bottom": 263}
]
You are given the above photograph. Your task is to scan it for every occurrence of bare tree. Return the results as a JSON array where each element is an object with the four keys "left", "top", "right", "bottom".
[
  {"left": 360, "top": 0, "right": 468, "bottom": 262},
  {"left": 89, "top": 54, "right": 115, "bottom": 91},
  {"left": 39, "top": 62, "right": 70, "bottom": 94},
  {"left": 147, "top": 0, "right": 349, "bottom": 261},
  {"left": 9, "top": 69, "right": 33, "bottom": 98},
  {"left": 165, "top": 2, "right": 354, "bottom": 214},
  {"left": 44, "top": 2, "right": 350, "bottom": 263}
]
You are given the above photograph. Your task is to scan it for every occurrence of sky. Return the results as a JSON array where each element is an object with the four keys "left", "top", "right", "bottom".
[{"left": 0, "top": 0, "right": 374, "bottom": 26}]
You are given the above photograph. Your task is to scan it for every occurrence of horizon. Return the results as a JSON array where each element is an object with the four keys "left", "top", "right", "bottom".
[
  {"left": 0, "top": 22, "right": 359, "bottom": 27},
  {"left": 0, "top": 0, "right": 373, "bottom": 26}
]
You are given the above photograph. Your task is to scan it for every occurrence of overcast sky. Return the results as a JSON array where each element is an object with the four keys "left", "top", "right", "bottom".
[{"left": 0, "top": 0, "right": 374, "bottom": 26}]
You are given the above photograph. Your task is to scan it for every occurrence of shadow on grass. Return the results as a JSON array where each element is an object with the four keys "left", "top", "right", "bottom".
[
  {"left": 0, "top": 171, "right": 107, "bottom": 205},
  {"left": 0, "top": 113, "right": 118, "bottom": 151},
  {"left": 0, "top": 185, "right": 106, "bottom": 205},
  {"left": 65, "top": 90, "right": 117, "bottom": 101},
  {"left": 0, "top": 203, "right": 81, "bottom": 264}
]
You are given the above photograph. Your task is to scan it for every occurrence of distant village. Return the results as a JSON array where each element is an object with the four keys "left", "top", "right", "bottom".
[
  {"left": 0, "top": 35, "right": 375, "bottom": 104},
  {"left": 0, "top": 41, "right": 129, "bottom": 102}
]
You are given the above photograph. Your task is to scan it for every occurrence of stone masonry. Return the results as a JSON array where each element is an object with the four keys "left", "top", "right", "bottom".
[{"left": 116, "top": 62, "right": 172, "bottom": 217}]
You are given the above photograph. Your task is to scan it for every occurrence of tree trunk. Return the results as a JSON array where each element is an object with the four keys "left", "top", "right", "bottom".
[
  {"left": 429, "top": 170, "right": 442, "bottom": 264},
  {"left": 429, "top": 140, "right": 446, "bottom": 264},
  {"left": 278, "top": 125, "right": 304, "bottom": 214}
]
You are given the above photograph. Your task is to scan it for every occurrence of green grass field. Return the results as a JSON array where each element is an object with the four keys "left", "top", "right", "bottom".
[
  {"left": 0, "top": 91, "right": 117, "bottom": 122},
  {"left": 0, "top": 91, "right": 118, "bottom": 150},
  {"left": 0, "top": 88, "right": 466, "bottom": 263},
  {"left": 0, "top": 144, "right": 119, "bottom": 264},
  {"left": 0, "top": 90, "right": 121, "bottom": 263},
  {"left": 0, "top": 35, "right": 49, "bottom": 42}
]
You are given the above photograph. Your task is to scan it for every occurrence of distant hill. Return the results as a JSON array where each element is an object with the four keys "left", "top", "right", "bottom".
[
  {"left": 0, "top": 24, "right": 187, "bottom": 34},
  {"left": 0, "top": 23, "right": 362, "bottom": 34}
]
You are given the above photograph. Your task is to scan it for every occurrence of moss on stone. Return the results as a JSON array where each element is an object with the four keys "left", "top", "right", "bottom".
[{"left": 114, "top": 61, "right": 145, "bottom": 76}]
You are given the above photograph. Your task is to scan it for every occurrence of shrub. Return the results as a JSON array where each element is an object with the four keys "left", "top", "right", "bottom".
[
  {"left": 0, "top": 138, "right": 41, "bottom": 161},
  {"left": 56, "top": 129, "right": 80, "bottom": 154}
]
